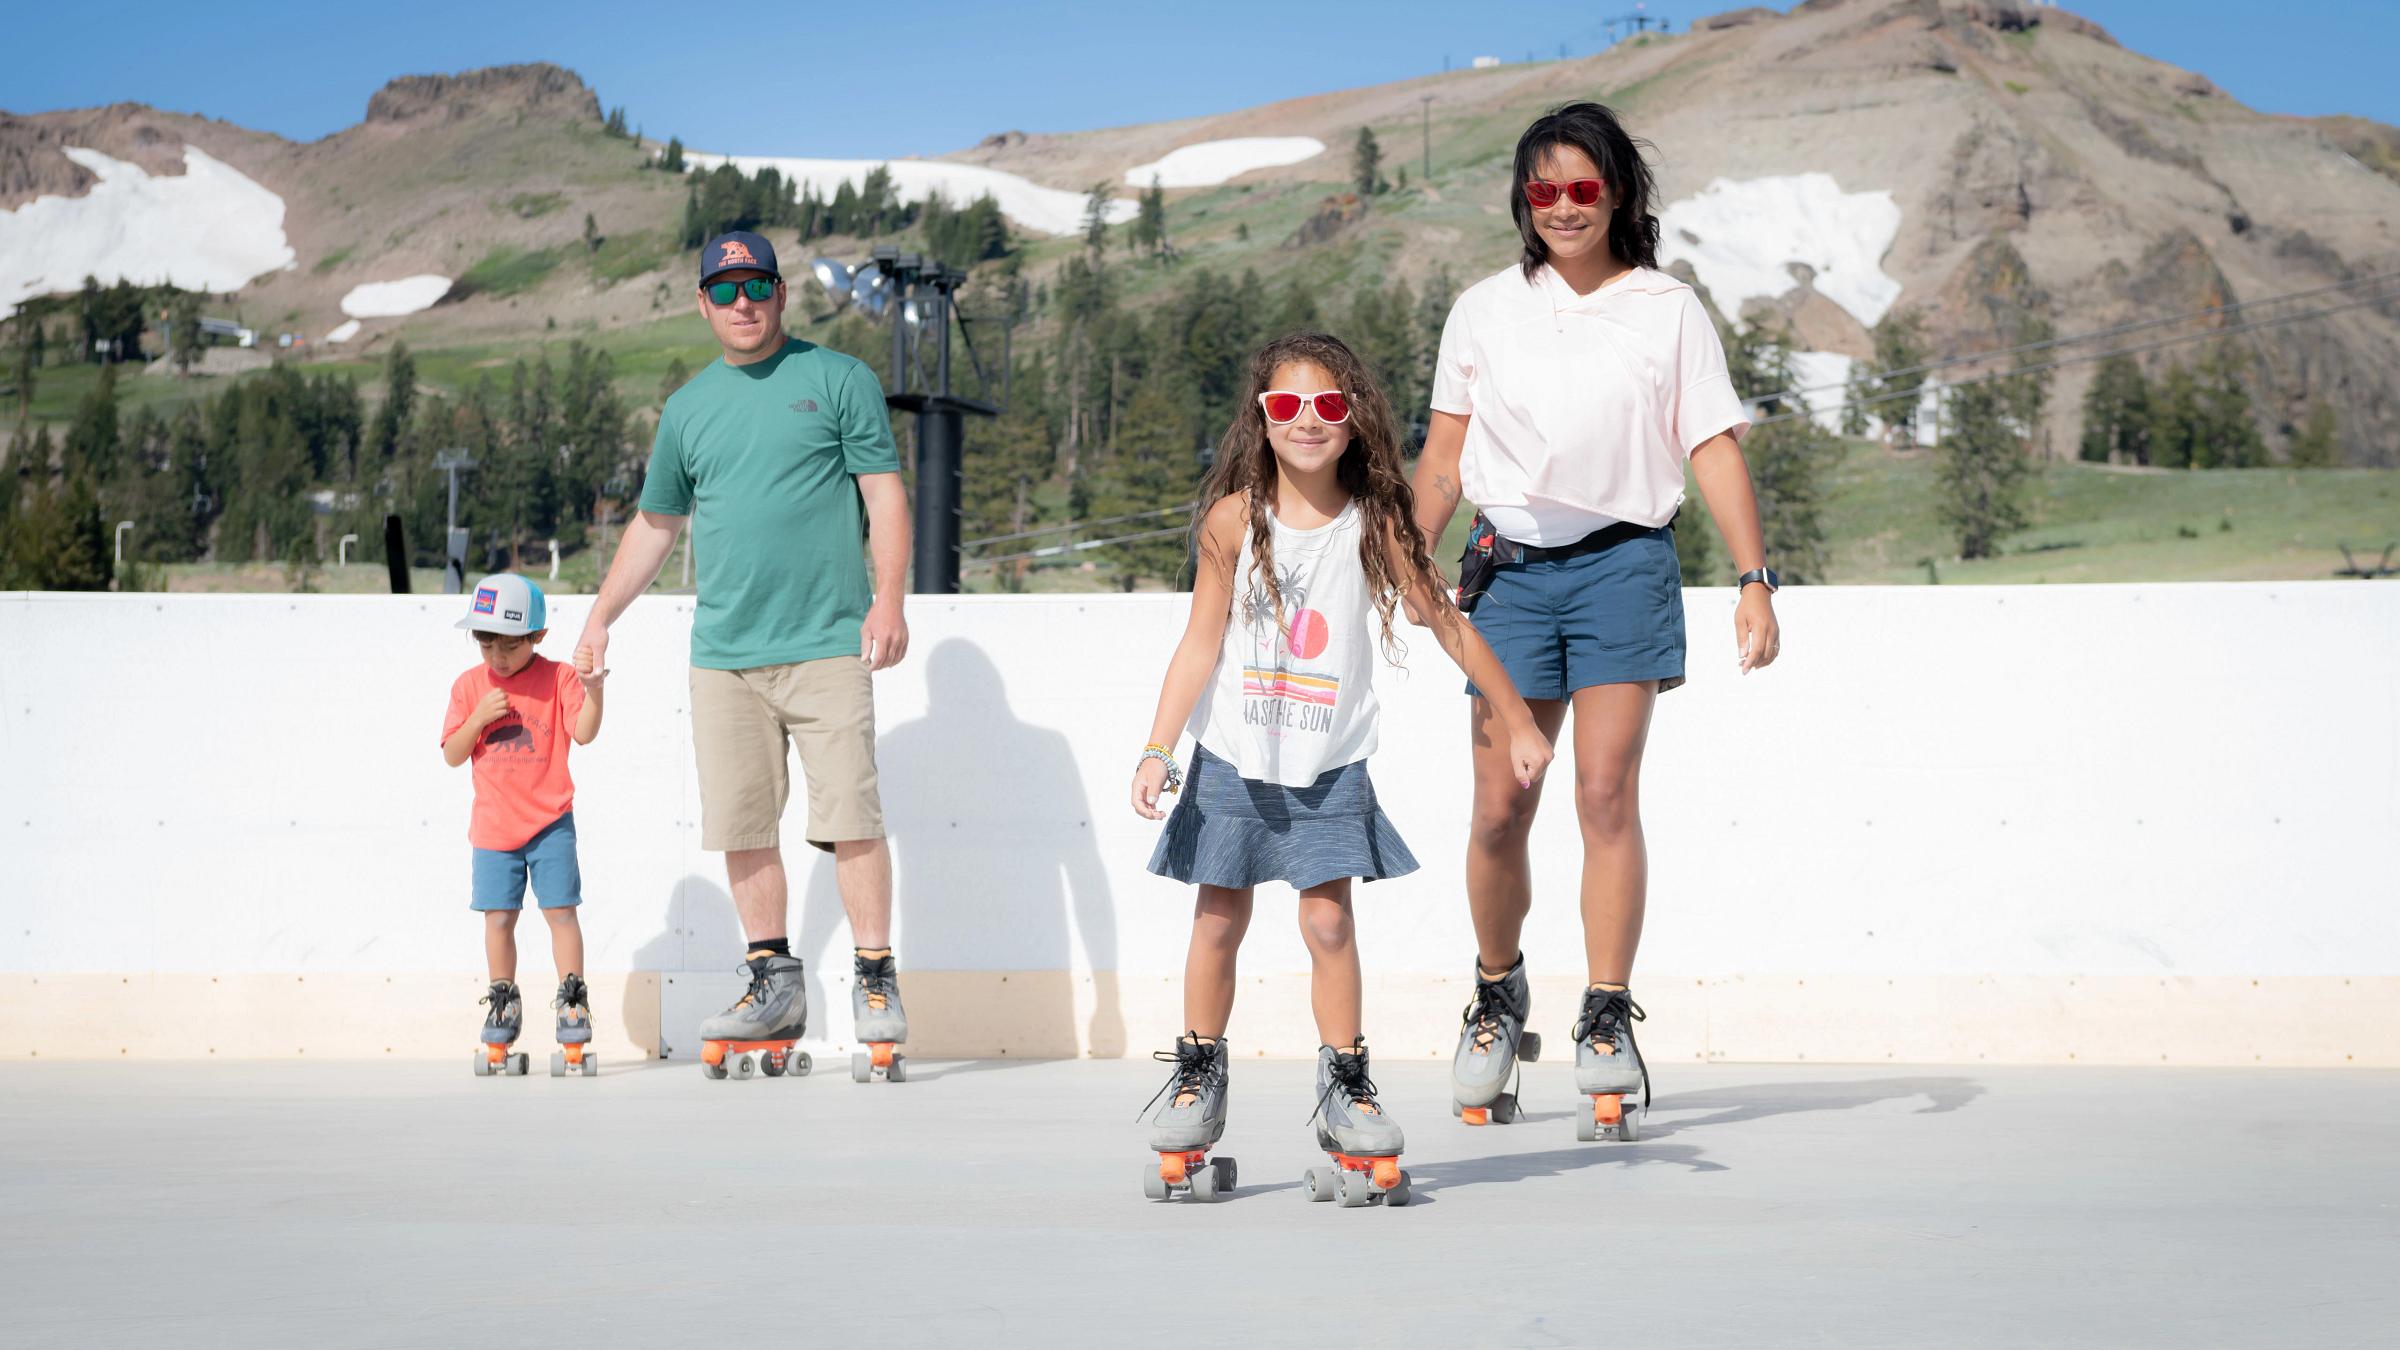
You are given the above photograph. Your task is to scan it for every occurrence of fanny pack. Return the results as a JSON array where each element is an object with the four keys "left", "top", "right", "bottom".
[{"left": 1454, "top": 510, "right": 1676, "bottom": 614}]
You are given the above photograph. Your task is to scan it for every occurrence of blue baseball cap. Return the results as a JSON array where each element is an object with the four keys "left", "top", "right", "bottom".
[
  {"left": 699, "top": 231, "right": 780, "bottom": 285},
  {"left": 457, "top": 573, "right": 547, "bottom": 636}
]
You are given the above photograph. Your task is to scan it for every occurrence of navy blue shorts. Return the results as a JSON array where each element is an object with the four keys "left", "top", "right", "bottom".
[
  {"left": 1465, "top": 527, "right": 1686, "bottom": 701},
  {"left": 470, "top": 812, "right": 583, "bottom": 912}
]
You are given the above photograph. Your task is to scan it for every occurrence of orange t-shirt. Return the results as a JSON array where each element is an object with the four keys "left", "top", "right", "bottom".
[{"left": 441, "top": 655, "right": 586, "bottom": 851}]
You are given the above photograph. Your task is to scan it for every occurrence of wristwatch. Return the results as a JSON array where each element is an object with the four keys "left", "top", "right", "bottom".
[{"left": 1736, "top": 567, "right": 1780, "bottom": 594}]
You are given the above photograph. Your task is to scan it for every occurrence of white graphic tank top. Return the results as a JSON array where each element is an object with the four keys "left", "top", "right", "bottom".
[{"left": 1187, "top": 498, "right": 1380, "bottom": 787}]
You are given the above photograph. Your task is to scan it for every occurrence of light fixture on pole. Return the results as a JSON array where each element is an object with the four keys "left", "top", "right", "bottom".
[{"left": 433, "top": 449, "right": 477, "bottom": 594}]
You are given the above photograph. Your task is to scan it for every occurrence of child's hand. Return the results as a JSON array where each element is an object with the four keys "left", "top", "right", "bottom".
[
  {"left": 473, "top": 688, "right": 511, "bottom": 727},
  {"left": 1509, "top": 725, "right": 1554, "bottom": 790},
  {"left": 574, "top": 644, "right": 607, "bottom": 687},
  {"left": 1132, "top": 757, "right": 1171, "bottom": 821}
]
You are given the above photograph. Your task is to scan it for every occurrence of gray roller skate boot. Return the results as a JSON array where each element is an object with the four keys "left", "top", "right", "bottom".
[
  {"left": 549, "top": 973, "right": 597, "bottom": 1077},
  {"left": 698, "top": 950, "right": 810, "bottom": 1081},
  {"left": 473, "top": 979, "right": 528, "bottom": 1076},
  {"left": 1451, "top": 952, "right": 1540, "bottom": 1125},
  {"left": 849, "top": 951, "right": 909, "bottom": 1083},
  {"left": 1138, "top": 1034, "right": 1235, "bottom": 1202},
  {"left": 1571, "top": 985, "right": 1649, "bottom": 1142},
  {"left": 1304, "top": 1040, "right": 1411, "bottom": 1207}
]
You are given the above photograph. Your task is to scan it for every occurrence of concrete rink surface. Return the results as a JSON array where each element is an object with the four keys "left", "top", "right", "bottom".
[{"left": 2, "top": 1058, "right": 2392, "bottom": 1348}]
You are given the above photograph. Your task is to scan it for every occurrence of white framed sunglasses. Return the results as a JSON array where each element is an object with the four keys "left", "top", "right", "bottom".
[{"left": 1258, "top": 389, "right": 1352, "bottom": 425}]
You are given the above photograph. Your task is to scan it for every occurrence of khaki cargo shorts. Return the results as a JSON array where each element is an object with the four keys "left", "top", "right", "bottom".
[{"left": 689, "top": 657, "right": 884, "bottom": 852}]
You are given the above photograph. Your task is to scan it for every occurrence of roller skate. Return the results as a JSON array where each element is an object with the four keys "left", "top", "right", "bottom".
[
  {"left": 848, "top": 951, "right": 908, "bottom": 1083},
  {"left": 697, "top": 950, "right": 812, "bottom": 1081},
  {"left": 472, "top": 979, "right": 528, "bottom": 1076},
  {"left": 1450, "top": 952, "right": 1540, "bottom": 1125},
  {"left": 1137, "top": 1034, "right": 1235, "bottom": 1202},
  {"left": 548, "top": 972, "right": 598, "bottom": 1077},
  {"left": 1572, "top": 985, "right": 1649, "bottom": 1142},
  {"left": 1302, "top": 1040, "right": 1410, "bottom": 1208}
]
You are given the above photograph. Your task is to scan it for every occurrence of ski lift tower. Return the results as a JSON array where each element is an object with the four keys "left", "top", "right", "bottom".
[{"left": 810, "top": 247, "right": 1001, "bottom": 595}]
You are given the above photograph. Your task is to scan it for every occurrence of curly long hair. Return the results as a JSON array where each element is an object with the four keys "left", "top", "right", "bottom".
[
  {"left": 1189, "top": 331, "right": 1442, "bottom": 664},
  {"left": 1511, "top": 101, "right": 1660, "bottom": 279}
]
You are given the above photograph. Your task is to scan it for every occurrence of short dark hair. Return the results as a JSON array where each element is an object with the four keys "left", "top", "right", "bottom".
[{"left": 1510, "top": 102, "right": 1661, "bottom": 279}]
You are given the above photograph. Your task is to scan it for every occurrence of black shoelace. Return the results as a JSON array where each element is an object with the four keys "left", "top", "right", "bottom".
[
  {"left": 1572, "top": 987, "right": 1652, "bottom": 1106},
  {"left": 481, "top": 981, "right": 518, "bottom": 1029},
  {"left": 856, "top": 956, "right": 897, "bottom": 1012},
  {"left": 1309, "top": 1042, "right": 1384, "bottom": 1125},
  {"left": 1460, "top": 962, "right": 1528, "bottom": 1052},
  {"left": 553, "top": 975, "right": 589, "bottom": 1022},
  {"left": 1137, "top": 1034, "right": 1223, "bottom": 1119}
]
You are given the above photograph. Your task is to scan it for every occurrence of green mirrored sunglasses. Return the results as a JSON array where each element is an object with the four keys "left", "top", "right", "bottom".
[{"left": 704, "top": 277, "right": 777, "bottom": 305}]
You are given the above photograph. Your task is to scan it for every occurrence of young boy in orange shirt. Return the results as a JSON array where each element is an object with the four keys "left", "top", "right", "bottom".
[{"left": 440, "top": 573, "right": 606, "bottom": 1075}]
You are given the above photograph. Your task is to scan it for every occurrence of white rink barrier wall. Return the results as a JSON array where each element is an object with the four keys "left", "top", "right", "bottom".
[{"left": 4, "top": 585, "right": 2396, "bottom": 1066}]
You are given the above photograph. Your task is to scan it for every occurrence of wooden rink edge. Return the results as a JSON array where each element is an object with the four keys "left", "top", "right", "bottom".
[{"left": 3, "top": 971, "right": 2394, "bottom": 1066}]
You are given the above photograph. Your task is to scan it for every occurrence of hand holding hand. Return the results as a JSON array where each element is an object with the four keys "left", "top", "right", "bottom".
[{"left": 573, "top": 644, "right": 607, "bottom": 689}]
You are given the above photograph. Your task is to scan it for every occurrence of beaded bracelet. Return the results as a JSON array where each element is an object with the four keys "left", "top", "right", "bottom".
[{"left": 1140, "top": 743, "right": 1184, "bottom": 794}]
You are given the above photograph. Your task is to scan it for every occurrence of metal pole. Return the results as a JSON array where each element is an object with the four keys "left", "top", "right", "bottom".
[
  {"left": 114, "top": 521, "right": 132, "bottom": 565},
  {"left": 911, "top": 404, "right": 964, "bottom": 595},
  {"left": 338, "top": 533, "right": 358, "bottom": 567}
]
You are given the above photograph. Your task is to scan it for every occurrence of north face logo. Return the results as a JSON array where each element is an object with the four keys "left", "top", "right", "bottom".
[
  {"left": 790, "top": 399, "right": 819, "bottom": 414},
  {"left": 716, "top": 239, "right": 759, "bottom": 267}
]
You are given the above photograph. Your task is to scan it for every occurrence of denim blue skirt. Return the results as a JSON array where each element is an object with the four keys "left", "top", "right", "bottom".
[
  {"left": 1465, "top": 526, "right": 1687, "bottom": 700},
  {"left": 1146, "top": 745, "right": 1419, "bottom": 890}
]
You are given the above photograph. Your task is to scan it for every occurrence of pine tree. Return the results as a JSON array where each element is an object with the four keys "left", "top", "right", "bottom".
[
  {"left": 168, "top": 290, "right": 202, "bottom": 377},
  {"left": 1862, "top": 310, "right": 1929, "bottom": 446},
  {"left": 2287, "top": 399, "right": 2339, "bottom": 468},
  {"left": 2149, "top": 359, "right": 2202, "bottom": 469},
  {"left": 63, "top": 363, "right": 121, "bottom": 485},
  {"left": 1724, "top": 325, "right": 1831, "bottom": 581},
  {"left": 1938, "top": 378, "right": 2030, "bottom": 559},
  {"left": 1135, "top": 175, "right": 1167, "bottom": 260},
  {"left": 2193, "top": 342, "right": 2264, "bottom": 468},
  {"left": 2079, "top": 352, "right": 2151, "bottom": 464},
  {"left": 1082, "top": 183, "right": 1113, "bottom": 255},
  {"left": 660, "top": 357, "right": 691, "bottom": 406},
  {"left": 583, "top": 212, "right": 601, "bottom": 254},
  {"left": 1081, "top": 378, "right": 1198, "bottom": 589},
  {"left": 1353, "top": 127, "right": 1382, "bottom": 197},
  {"left": 660, "top": 136, "right": 686, "bottom": 173}
]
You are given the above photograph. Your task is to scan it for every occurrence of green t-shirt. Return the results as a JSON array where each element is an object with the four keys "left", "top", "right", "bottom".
[{"left": 639, "top": 338, "right": 901, "bottom": 670}]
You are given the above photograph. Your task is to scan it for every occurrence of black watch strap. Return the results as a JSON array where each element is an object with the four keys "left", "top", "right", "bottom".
[{"left": 1737, "top": 567, "right": 1780, "bottom": 593}]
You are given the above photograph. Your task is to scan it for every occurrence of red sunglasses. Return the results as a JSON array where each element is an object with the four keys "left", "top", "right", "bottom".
[
  {"left": 1259, "top": 390, "right": 1351, "bottom": 425},
  {"left": 1523, "top": 178, "right": 1605, "bottom": 209}
]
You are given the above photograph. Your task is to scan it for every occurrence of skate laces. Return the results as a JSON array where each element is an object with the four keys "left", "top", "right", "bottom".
[
  {"left": 1138, "top": 1034, "right": 1223, "bottom": 1117},
  {"left": 1311, "top": 1043, "right": 1384, "bottom": 1122},
  {"left": 553, "top": 974, "right": 590, "bottom": 1022},
  {"left": 480, "top": 981, "right": 518, "bottom": 1025},
  {"left": 1574, "top": 987, "right": 1653, "bottom": 1105},
  {"left": 1461, "top": 962, "right": 1527, "bottom": 1053},
  {"left": 1571, "top": 987, "right": 1645, "bottom": 1053},
  {"left": 727, "top": 956, "right": 774, "bottom": 1012},
  {"left": 855, "top": 955, "right": 897, "bottom": 1012}
]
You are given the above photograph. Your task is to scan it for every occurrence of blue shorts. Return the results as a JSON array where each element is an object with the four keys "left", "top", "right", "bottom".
[
  {"left": 469, "top": 812, "right": 583, "bottom": 912},
  {"left": 1465, "top": 527, "right": 1686, "bottom": 701}
]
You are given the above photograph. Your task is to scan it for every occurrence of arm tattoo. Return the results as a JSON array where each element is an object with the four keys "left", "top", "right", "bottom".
[{"left": 1433, "top": 473, "right": 1459, "bottom": 505}]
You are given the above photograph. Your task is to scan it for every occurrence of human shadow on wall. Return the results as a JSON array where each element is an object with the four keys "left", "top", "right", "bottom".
[
  {"left": 623, "top": 874, "right": 746, "bottom": 1057},
  {"left": 795, "top": 639, "right": 1125, "bottom": 1062}
]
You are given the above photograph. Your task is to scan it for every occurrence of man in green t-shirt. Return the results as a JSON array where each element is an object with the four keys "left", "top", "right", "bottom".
[{"left": 579, "top": 231, "right": 913, "bottom": 1062}]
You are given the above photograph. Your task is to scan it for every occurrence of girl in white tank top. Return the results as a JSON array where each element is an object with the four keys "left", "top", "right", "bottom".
[{"left": 1127, "top": 332, "right": 1554, "bottom": 1190}]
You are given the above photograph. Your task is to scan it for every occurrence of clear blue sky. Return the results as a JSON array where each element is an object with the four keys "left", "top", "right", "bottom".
[{"left": 3, "top": 1, "right": 2390, "bottom": 157}]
